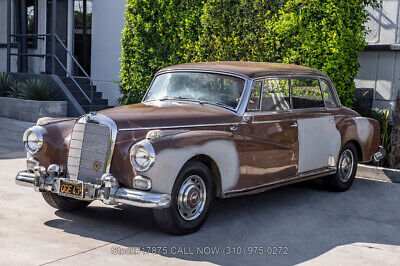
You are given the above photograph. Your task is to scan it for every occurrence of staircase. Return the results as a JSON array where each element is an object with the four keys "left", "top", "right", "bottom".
[{"left": 60, "top": 77, "right": 109, "bottom": 113}]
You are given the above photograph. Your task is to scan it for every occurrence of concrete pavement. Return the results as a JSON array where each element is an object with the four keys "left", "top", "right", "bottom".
[
  {"left": 1, "top": 117, "right": 400, "bottom": 265},
  {"left": 0, "top": 117, "right": 34, "bottom": 159}
]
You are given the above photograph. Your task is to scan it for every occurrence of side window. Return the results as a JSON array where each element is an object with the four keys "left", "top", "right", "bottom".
[
  {"left": 262, "top": 79, "right": 291, "bottom": 111},
  {"left": 246, "top": 81, "right": 262, "bottom": 111},
  {"left": 320, "top": 80, "right": 337, "bottom": 107},
  {"left": 291, "top": 79, "right": 324, "bottom": 109}
]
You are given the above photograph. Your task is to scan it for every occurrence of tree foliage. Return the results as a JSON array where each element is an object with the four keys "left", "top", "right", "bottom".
[{"left": 120, "top": 0, "right": 378, "bottom": 106}]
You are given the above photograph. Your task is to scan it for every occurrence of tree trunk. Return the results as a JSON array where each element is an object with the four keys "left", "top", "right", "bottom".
[{"left": 389, "top": 90, "right": 400, "bottom": 169}]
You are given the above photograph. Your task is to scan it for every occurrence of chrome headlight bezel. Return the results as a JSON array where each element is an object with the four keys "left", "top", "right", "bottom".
[
  {"left": 23, "top": 126, "right": 45, "bottom": 155},
  {"left": 129, "top": 139, "right": 156, "bottom": 172}
]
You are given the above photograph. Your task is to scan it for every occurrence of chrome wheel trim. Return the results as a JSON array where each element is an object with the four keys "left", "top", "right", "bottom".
[
  {"left": 177, "top": 175, "right": 206, "bottom": 221},
  {"left": 338, "top": 149, "right": 354, "bottom": 183}
]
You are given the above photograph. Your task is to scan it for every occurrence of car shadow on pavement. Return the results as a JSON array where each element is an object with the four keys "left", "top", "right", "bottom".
[{"left": 44, "top": 179, "right": 400, "bottom": 265}]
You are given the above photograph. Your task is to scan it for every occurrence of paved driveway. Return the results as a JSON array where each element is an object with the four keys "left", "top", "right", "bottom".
[{"left": 0, "top": 117, "right": 399, "bottom": 265}]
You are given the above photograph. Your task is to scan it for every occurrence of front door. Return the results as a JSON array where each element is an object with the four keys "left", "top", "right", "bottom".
[{"left": 243, "top": 78, "right": 299, "bottom": 189}]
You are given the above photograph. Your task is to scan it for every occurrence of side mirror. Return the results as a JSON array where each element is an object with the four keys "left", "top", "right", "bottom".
[{"left": 242, "top": 114, "right": 253, "bottom": 124}]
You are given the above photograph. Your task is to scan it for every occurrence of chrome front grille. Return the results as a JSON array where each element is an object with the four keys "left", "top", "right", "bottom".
[{"left": 67, "top": 122, "right": 111, "bottom": 184}]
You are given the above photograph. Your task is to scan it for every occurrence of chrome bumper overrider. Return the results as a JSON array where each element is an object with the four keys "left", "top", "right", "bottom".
[
  {"left": 373, "top": 146, "right": 386, "bottom": 162},
  {"left": 15, "top": 167, "right": 171, "bottom": 209}
]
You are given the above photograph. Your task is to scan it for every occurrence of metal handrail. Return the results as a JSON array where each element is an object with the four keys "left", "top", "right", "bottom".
[
  {"left": 10, "top": 33, "right": 52, "bottom": 37},
  {"left": 54, "top": 35, "right": 91, "bottom": 80},
  {"left": 54, "top": 34, "right": 93, "bottom": 109},
  {"left": 9, "top": 53, "right": 52, "bottom": 58},
  {"left": 6, "top": 31, "right": 94, "bottom": 110},
  {"left": 54, "top": 56, "right": 91, "bottom": 103},
  {"left": 54, "top": 34, "right": 94, "bottom": 110}
]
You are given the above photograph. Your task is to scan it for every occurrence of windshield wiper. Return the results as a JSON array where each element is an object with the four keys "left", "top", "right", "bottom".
[
  {"left": 158, "top": 97, "right": 203, "bottom": 103},
  {"left": 156, "top": 97, "right": 236, "bottom": 110}
]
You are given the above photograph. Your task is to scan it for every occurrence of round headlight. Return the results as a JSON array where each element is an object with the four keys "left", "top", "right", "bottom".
[
  {"left": 130, "top": 140, "right": 155, "bottom": 172},
  {"left": 27, "top": 131, "right": 39, "bottom": 151},
  {"left": 23, "top": 126, "right": 45, "bottom": 154}
]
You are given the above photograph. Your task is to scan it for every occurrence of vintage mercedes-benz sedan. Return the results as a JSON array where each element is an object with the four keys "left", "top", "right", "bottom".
[{"left": 16, "top": 62, "right": 385, "bottom": 234}]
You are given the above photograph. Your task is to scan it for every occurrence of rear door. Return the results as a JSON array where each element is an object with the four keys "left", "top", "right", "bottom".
[{"left": 291, "top": 77, "right": 341, "bottom": 173}]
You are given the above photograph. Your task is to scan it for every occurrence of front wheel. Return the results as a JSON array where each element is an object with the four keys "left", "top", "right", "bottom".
[
  {"left": 322, "top": 142, "right": 358, "bottom": 192},
  {"left": 42, "top": 192, "right": 91, "bottom": 211},
  {"left": 153, "top": 161, "right": 214, "bottom": 235}
]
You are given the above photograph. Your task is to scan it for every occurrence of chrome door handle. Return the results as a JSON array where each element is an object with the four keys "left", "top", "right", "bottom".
[
  {"left": 230, "top": 125, "right": 238, "bottom": 131},
  {"left": 290, "top": 122, "right": 298, "bottom": 127}
]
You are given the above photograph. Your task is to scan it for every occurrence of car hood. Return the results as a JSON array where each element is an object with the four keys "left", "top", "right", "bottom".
[{"left": 99, "top": 101, "right": 239, "bottom": 130}]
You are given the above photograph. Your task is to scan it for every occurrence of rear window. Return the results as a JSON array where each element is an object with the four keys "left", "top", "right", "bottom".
[{"left": 291, "top": 79, "right": 324, "bottom": 109}]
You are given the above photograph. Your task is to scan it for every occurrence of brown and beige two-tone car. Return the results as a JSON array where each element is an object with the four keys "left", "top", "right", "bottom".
[{"left": 16, "top": 62, "right": 385, "bottom": 234}]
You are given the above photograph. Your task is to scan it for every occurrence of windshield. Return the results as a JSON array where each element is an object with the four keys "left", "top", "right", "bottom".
[{"left": 144, "top": 72, "right": 246, "bottom": 110}]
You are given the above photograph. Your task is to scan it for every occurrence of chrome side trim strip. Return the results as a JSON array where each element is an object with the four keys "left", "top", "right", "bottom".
[
  {"left": 118, "top": 118, "right": 307, "bottom": 131},
  {"left": 224, "top": 167, "right": 336, "bottom": 196},
  {"left": 118, "top": 122, "right": 238, "bottom": 132}
]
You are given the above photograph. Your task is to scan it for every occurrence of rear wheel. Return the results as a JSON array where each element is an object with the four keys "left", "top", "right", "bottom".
[
  {"left": 322, "top": 142, "right": 358, "bottom": 192},
  {"left": 42, "top": 192, "right": 91, "bottom": 211},
  {"left": 153, "top": 161, "right": 214, "bottom": 235}
]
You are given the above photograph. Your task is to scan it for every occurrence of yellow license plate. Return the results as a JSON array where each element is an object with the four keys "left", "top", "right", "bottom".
[{"left": 59, "top": 180, "right": 83, "bottom": 199}]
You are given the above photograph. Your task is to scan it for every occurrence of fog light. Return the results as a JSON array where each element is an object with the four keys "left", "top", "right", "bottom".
[{"left": 133, "top": 175, "right": 152, "bottom": 191}]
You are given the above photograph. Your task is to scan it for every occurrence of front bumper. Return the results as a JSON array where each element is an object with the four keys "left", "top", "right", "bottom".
[
  {"left": 15, "top": 167, "right": 171, "bottom": 209},
  {"left": 373, "top": 146, "right": 386, "bottom": 162}
]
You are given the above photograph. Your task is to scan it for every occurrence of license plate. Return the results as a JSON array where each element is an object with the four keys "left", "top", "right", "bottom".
[{"left": 59, "top": 179, "right": 83, "bottom": 199}]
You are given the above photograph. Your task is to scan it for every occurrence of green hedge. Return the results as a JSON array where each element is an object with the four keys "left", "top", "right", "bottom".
[{"left": 120, "top": 0, "right": 378, "bottom": 107}]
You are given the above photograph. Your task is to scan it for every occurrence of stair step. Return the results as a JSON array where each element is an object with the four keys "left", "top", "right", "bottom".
[
  {"left": 70, "top": 90, "right": 102, "bottom": 99},
  {"left": 65, "top": 84, "right": 97, "bottom": 93},
  {"left": 61, "top": 77, "right": 91, "bottom": 87},
  {"left": 75, "top": 98, "right": 108, "bottom": 105},
  {"left": 82, "top": 105, "right": 110, "bottom": 112},
  {"left": 60, "top": 76, "right": 110, "bottom": 114}
]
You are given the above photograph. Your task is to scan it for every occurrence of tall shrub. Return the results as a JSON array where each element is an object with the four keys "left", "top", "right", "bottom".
[
  {"left": 270, "top": 0, "right": 379, "bottom": 107},
  {"left": 120, "top": 0, "right": 203, "bottom": 104},
  {"left": 120, "top": 0, "right": 378, "bottom": 106},
  {"left": 193, "top": 0, "right": 284, "bottom": 62}
]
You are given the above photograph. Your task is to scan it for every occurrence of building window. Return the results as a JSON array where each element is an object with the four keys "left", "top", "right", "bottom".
[
  {"left": 73, "top": 0, "right": 92, "bottom": 75},
  {"left": 26, "top": 0, "right": 38, "bottom": 36},
  {"left": 14, "top": 0, "right": 39, "bottom": 47}
]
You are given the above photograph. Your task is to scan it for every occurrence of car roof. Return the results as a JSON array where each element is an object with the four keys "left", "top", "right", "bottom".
[{"left": 159, "top": 61, "right": 327, "bottom": 79}]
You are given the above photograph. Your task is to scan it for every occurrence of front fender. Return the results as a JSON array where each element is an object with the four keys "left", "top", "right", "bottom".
[
  {"left": 29, "top": 120, "right": 75, "bottom": 168},
  {"left": 146, "top": 130, "right": 241, "bottom": 195}
]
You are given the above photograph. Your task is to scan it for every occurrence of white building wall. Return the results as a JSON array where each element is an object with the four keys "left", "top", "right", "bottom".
[
  {"left": 91, "top": 0, "right": 126, "bottom": 106},
  {"left": 355, "top": 0, "right": 400, "bottom": 113}
]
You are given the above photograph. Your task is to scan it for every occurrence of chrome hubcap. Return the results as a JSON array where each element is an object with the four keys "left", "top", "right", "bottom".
[
  {"left": 338, "top": 149, "right": 354, "bottom": 182},
  {"left": 177, "top": 175, "right": 206, "bottom": 221}
]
